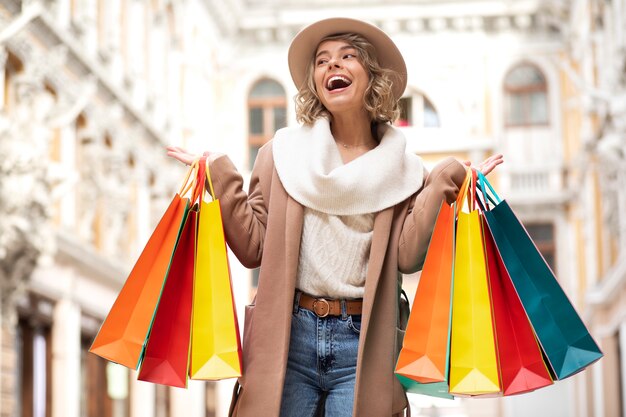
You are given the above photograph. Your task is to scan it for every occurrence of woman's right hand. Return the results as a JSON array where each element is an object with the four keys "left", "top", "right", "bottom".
[
  {"left": 166, "top": 146, "right": 199, "bottom": 166},
  {"left": 166, "top": 146, "right": 224, "bottom": 166}
]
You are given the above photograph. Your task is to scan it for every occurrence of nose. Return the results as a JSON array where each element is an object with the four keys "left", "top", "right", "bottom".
[{"left": 327, "top": 57, "right": 341, "bottom": 69}]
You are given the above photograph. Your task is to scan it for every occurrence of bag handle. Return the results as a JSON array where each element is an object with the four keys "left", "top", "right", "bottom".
[
  {"left": 455, "top": 169, "right": 472, "bottom": 215},
  {"left": 476, "top": 170, "right": 501, "bottom": 210},
  {"left": 470, "top": 168, "right": 478, "bottom": 211},
  {"left": 204, "top": 157, "right": 217, "bottom": 201},
  {"left": 178, "top": 159, "right": 199, "bottom": 197},
  {"left": 470, "top": 168, "right": 492, "bottom": 212},
  {"left": 190, "top": 156, "right": 208, "bottom": 203}
]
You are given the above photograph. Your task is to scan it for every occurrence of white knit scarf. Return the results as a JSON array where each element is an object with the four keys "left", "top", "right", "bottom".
[{"left": 272, "top": 118, "right": 425, "bottom": 215}]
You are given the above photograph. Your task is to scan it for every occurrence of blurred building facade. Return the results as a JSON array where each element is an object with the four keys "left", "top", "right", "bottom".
[
  {"left": 0, "top": 0, "right": 226, "bottom": 416},
  {"left": 0, "top": 1, "right": 624, "bottom": 417}
]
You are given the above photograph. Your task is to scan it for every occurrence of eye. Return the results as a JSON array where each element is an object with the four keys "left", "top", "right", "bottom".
[
  {"left": 316, "top": 58, "right": 329, "bottom": 65},
  {"left": 343, "top": 53, "right": 356, "bottom": 59}
]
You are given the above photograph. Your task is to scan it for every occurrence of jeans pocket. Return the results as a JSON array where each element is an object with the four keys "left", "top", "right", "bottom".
[{"left": 347, "top": 315, "right": 362, "bottom": 334}]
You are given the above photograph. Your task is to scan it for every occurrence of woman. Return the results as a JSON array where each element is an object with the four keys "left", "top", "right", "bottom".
[{"left": 167, "top": 17, "right": 502, "bottom": 417}]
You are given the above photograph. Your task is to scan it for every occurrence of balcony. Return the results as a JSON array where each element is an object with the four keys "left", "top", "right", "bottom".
[
  {"left": 400, "top": 127, "right": 571, "bottom": 205},
  {"left": 496, "top": 164, "right": 572, "bottom": 205}
]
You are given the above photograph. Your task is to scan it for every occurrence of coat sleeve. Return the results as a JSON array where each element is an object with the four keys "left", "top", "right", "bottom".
[
  {"left": 398, "top": 157, "right": 466, "bottom": 274},
  {"left": 207, "top": 143, "right": 272, "bottom": 269}
]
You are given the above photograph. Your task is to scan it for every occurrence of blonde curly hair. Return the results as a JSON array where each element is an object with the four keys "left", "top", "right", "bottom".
[{"left": 294, "top": 33, "right": 402, "bottom": 127}]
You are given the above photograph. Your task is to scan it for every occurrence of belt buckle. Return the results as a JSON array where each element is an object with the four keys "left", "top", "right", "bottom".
[{"left": 312, "top": 298, "right": 330, "bottom": 317}]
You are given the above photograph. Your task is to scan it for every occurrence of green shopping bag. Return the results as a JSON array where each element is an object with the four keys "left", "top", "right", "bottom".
[{"left": 477, "top": 171, "right": 603, "bottom": 380}]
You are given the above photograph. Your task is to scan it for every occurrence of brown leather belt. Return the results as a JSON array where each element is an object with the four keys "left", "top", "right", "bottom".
[{"left": 298, "top": 292, "right": 363, "bottom": 317}]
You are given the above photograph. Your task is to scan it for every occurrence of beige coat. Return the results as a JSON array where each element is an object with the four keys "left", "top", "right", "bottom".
[{"left": 209, "top": 141, "right": 466, "bottom": 417}]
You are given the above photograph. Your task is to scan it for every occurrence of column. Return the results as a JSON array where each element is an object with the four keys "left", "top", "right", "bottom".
[
  {"left": 82, "top": 0, "right": 98, "bottom": 55},
  {"left": 59, "top": 124, "right": 76, "bottom": 229},
  {"left": 130, "top": 375, "right": 155, "bottom": 417},
  {"left": 167, "top": 47, "right": 183, "bottom": 143},
  {"left": 591, "top": 340, "right": 605, "bottom": 417},
  {"left": 620, "top": 322, "right": 626, "bottom": 417},
  {"left": 51, "top": 299, "right": 81, "bottom": 417},
  {"left": 52, "top": 0, "right": 71, "bottom": 29},
  {"left": 215, "top": 380, "right": 234, "bottom": 417},
  {"left": 106, "top": 0, "right": 124, "bottom": 83},
  {"left": 170, "top": 380, "right": 205, "bottom": 417},
  {"left": 0, "top": 303, "right": 18, "bottom": 417},
  {"left": 127, "top": 0, "right": 147, "bottom": 108},
  {"left": 618, "top": 167, "right": 626, "bottom": 252}
]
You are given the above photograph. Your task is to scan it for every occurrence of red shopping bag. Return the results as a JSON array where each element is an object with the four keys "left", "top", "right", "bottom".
[
  {"left": 481, "top": 215, "right": 553, "bottom": 395},
  {"left": 137, "top": 207, "right": 198, "bottom": 387}
]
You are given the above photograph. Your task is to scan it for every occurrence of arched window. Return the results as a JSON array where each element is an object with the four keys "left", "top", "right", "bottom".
[
  {"left": 247, "top": 79, "right": 287, "bottom": 170},
  {"left": 3, "top": 51, "right": 24, "bottom": 110},
  {"left": 503, "top": 63, "right": 549, "bottom": 127},
  {"left": 395, "top": 93, "right": 440, "bottom": 128}
]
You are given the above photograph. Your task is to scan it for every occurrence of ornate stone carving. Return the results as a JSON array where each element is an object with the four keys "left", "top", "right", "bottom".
[
  {"left": 548, "top": 0, "right": 626, "bottom": 255},
  {"left": 0, "top": 46, "right": 93, "bottom": 312},
  {"left": 0, "top": 74, "right": 55, "bottom": 314}
]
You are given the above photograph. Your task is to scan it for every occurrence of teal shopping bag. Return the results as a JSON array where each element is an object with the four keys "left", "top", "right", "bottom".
[{"left": 477, "top": 172, "right": 603, "bottom": 380}]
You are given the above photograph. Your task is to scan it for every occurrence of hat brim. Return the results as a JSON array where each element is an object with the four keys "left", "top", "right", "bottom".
[{"left": 288, "top": 18, "right": 407, "bottom": 101}]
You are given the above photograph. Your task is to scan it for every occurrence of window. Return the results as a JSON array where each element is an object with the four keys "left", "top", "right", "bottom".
[
  {"left": 395, "top": 93, "right": 440, "bottom": 127},
  {"left": 3, "top": 51, "right": 23, "bottom": 110},
  {"left": 504, "top": 64, "right": 549, "bottom": 127},
  {"left": 525, "top": 223, "right": 556, "bottom": 273},
  {"left": 80, "top": 310, "right": 129, "bottom": 417},
  {"left": 247, "top": 79, "right": 287, "bottom": 170}
]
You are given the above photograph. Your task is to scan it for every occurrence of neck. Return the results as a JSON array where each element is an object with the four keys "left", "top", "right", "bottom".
[{"left": 329, "top": 111, "right": 375, "bottom": 148}]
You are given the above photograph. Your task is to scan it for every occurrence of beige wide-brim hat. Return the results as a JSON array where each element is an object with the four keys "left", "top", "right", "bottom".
[{"left": 288, "top": 17, "right": 407, "bottom": 101}]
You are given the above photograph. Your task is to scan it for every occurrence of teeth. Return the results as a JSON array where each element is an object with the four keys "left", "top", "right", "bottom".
[{"left": 327, "top": 75, "right": 352, "bottom": 90}]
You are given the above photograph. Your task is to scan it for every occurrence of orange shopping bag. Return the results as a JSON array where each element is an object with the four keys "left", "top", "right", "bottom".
[
  {"left": 90, "top": 163, "right": 197, "bottom": 369},
  {"left": 395, "top": 171, "right": 470, "bottom": 398}
]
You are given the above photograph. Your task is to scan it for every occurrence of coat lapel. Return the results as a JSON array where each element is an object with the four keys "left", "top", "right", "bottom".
[
  {"left": 284, "top": 196, "right": 304, "bottom": 285},
  {"left": 360, "top": 206, "right": 394, "bottom": 339}
]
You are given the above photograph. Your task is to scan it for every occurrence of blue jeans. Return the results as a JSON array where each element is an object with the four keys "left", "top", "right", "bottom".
[{"left": 279, "top": 300, "right": 361, "bottom": 417}]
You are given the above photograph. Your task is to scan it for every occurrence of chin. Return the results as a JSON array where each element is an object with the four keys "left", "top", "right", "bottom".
[{"left": 322, "top": 97, "right": 361, "bottom": 113}]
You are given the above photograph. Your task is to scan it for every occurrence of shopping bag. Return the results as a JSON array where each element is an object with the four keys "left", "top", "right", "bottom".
[
  {"left": 136, "top": 162, "right": 205, "bottom": 387},
  {"left": 449, "top": 170, "right": 500, "bottom": 396},
  {"left": 137, "top": 206, "right": 197, "bottom": 387},
  {"left": 395, "top": 171, "right": 471, "bottom": 398},
  {"left": 90, "top": 163, "right": 197, "bottom": 369},
  {"left": 477, "top": 171, "right": 603, "bottom": 380},
  {"left": 395, "top": 201, "right": 455, "bottom": 397},
  {"left": 189, "top": 158, "right": 243, "bottom": 379},
  {"left": 481, "top": 214, "right": 553, "bottom": 395}
]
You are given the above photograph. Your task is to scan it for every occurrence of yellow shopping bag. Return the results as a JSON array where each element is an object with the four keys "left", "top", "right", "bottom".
[
  {"left": 449, "top": 170, "right": 500, "bottom": 396},
  {"left": 189, "top": 158, "right": 243, "bottom": 380}
]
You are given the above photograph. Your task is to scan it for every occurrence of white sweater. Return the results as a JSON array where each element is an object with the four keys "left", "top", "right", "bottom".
[
  {"left": 297, "top": 208, "right": 375, "bottom": 299},
  {"left": 272, "top": 118, "right": 425, "bottom": 299}
]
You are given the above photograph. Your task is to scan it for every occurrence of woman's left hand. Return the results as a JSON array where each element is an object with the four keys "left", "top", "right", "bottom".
[{"left": 463, "top": 154, "right": 504, "bottom": 176}]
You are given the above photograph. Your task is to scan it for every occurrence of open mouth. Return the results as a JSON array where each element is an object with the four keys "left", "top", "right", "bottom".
[{"left": 327, "top": 75, "right": 352, "bottom": 91}]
